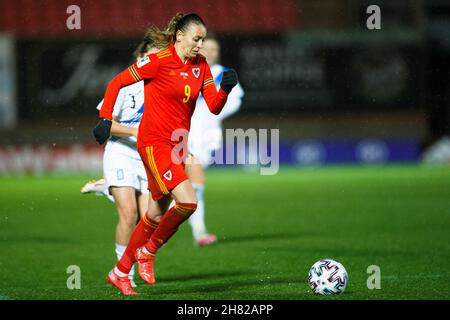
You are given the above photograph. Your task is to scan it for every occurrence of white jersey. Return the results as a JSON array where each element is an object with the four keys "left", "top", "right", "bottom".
[
  {"left": 97, "top": 81, "right": 144, "bottom": 159},
  {"left": 189, "top": 64, "right": 244, "bottom": 165}
]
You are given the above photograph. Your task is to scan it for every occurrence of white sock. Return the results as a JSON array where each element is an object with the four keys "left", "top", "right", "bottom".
[
  {"left": 141, "top": 246, "right": 154, "bottom": 255},
  {"left": 188, "top": 184, "right": 207, "bottom": 240},
  {"left": 113, "top": 266, "right": 128, "bottom": 278},
  {"left": 115, "top": 243, "right": 135, "bottom": 279}
]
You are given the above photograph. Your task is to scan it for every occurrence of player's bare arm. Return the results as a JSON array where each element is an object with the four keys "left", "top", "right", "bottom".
[{"left": 111, "top": 118, "right": 138, "bottom": 138}]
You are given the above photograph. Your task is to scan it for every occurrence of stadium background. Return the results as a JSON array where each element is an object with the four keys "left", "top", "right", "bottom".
[
  {"left": 1, "top": 0, "right": 449, "bottom": 171},
  {"left": 0, "top": 0, "right": 449, "bottom": 300}
]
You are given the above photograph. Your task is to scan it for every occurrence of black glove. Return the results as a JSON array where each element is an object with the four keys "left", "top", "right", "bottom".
[
  {"left": 93, "top": 118, "right": 112, "bottom": 144},
  {"left": 220, "top": 69, "right": 238, "bottom": 93}
]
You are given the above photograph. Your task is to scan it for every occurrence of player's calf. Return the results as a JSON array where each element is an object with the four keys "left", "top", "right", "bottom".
[{"left": 136, "top": 202, "right": 197, "bottom": 284}]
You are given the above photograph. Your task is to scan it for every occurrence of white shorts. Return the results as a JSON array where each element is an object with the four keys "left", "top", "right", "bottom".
[
  {"left": 188, "top": 127, "right": 223, "bottom": 168},
  {"left": 103, "top": 148, "right": 148, "bottom": 194}
]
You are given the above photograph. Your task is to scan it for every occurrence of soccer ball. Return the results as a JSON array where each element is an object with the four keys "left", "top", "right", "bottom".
[{"left": 308, "top": 259, "right": 348, "bottom": 295}]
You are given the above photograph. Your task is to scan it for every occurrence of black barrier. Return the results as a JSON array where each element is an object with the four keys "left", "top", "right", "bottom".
[
  {"left": 220, "top": 33, "right": 426, "bottom": 112},
  {"left": 15, "top": 33, "right": 425, "bottom": 119},
  {"left": 16, "top": 39, "right": 137, "bottom": 119}
]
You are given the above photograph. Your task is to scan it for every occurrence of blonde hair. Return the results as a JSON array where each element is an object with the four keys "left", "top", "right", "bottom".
[{"left": 143, "top": 13, "right": 206, "bottom": 50}]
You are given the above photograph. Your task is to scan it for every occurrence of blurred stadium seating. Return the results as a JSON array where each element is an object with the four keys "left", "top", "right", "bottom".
[
  {"left": 0, "top": 0, "right": 299, "bottom": 36},
  {"left": 0, "top": 0, "right": 449, "bottom": 173}
]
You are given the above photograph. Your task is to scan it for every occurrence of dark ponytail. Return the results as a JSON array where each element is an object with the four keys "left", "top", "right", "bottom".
[
  {"left": 140, "top": 13, "right": 206, "bottom": 51},
  {"left": 133, "top": 36, "right": 156, "bottom": 59}
]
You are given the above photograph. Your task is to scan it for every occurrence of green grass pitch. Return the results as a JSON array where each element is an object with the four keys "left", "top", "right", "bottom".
[{"left": 0, "top": 165, "right": 449, "bottom": 300}]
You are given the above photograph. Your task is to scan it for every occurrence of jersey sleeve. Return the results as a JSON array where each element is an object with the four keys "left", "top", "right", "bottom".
[
  {"left": 201, "top": 63, "right": 229, "bottom": 115},
  {"left": 99, "top": 55, "right": 159, "bottom": 119},
  {"left": 96, "top": 87, "right": 126, "bottom": 118}
]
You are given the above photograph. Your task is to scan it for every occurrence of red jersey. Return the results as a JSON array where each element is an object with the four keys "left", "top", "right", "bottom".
[{"left": 99, "top": 43, "right": 229, "bottom": 149}]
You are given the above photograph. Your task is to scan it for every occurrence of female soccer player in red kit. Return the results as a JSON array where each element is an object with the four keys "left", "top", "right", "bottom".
[{"left": 93, "top": 13, "right": 238, "bottom": 295}]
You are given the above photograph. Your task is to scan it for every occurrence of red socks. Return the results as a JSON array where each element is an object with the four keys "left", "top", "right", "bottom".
[
  {"left": 144, "top": 202, "right": 197, "bottom": 254},
  {"left": 116, "top": 215, "right": 158, "bottom": 274},
  {"left": 115, "top": 202, "right": 197, "bottom": 274}
]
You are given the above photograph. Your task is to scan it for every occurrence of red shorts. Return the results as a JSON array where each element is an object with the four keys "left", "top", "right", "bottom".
[{"left": 138, "top": 144, "right": 188, "bottom": 201}]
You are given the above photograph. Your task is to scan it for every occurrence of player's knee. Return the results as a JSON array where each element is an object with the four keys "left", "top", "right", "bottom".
[
  {"left": 175, "top": 202, "right": 197, "bottom": 216},
  {"left": 150, "top": 215, "right": 162, "bottom": 223},
  {"left": 117, "top": 205, "right": 138, "bottom": 226},
  {"left": 146, "top": 210, "right": 163, "bottom": 222}
]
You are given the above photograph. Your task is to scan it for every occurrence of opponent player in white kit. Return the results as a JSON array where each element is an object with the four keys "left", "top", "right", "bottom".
[{"left": 82, "top": 34, "right": 244, "bottom": 262}]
